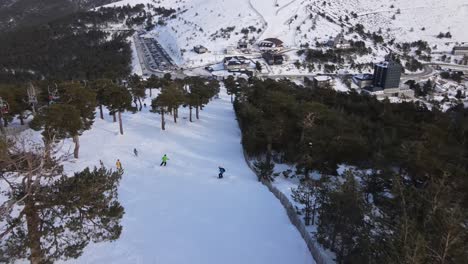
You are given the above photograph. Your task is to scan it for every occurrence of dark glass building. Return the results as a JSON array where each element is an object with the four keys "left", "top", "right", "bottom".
[{"left": 372, "top": 60, "right": 402, "bottom": 89}]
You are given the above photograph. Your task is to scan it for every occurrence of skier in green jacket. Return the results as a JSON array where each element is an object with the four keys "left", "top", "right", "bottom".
[{"left": 160, "top": 154, "right": 169, "bottom": 166}]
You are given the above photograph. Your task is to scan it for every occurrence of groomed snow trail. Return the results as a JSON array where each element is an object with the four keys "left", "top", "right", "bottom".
[{"left": 59, "top": 88, "right": 314, "bottom": 264}]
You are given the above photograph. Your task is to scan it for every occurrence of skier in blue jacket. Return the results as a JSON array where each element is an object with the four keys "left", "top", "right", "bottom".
[{"left": 218, "top": 166, "right": 226, "bottom": 179}]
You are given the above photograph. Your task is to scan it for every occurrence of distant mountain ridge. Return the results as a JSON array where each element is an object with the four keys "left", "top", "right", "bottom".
[{"left": 0, "top": 0, "right": 119, "bottom": 30}]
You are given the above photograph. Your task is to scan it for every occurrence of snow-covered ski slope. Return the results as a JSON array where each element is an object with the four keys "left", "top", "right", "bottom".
[{"left": 57, "top": 88, "right": 314, "bottom": 264}]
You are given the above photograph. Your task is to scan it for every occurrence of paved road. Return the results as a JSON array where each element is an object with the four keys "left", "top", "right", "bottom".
[
  {"left": 402, "top": 62, "right": 468, "bottom": 82},
  {"left": 401, "top": 65, "right": 434, "bottom": 81}
]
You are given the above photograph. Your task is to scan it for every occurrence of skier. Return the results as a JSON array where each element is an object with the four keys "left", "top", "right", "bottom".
[
  {"left": 134, "top": 148, "right": 138, "bottom": 157},
  {"left": 99, "top": 160, "right": 104, "bottom": 168},
  {"left": 116, "top": 159, "right": 122, "bottom": 170},
  {"left": 144, "top": 103, "right": 147, "bottom": 108},
  {"left": 218, "top": 166, "right": 226, "bottom": 179},
  {"left": 160, "top": 154, "right": 169, "bottom": 166}
]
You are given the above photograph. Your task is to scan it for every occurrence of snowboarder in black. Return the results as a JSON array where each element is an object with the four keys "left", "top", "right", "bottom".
[
  {"left": 134, "top": 148, "right": 138, "bottom": 157},
  {"left": 218, "top": 166, "right": 226, "bottom": 179}
]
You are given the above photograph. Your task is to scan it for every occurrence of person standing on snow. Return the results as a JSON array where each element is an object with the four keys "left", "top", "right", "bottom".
[
  {"left": 134, "top": 148, "right": 138, "bottom": 157},
  {"left": 116, "top": 159, "right": 122, "bottom": 170},
  {"left": 160, "top": 154, "right": 169, "bottom": 166},
  {"left": 218, "top": 166, "right": 226, "bottom": 179}
]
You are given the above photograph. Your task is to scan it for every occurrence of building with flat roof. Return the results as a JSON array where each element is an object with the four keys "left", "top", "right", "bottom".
[
  {"left": 223, "top": 56, "right": 250, "bottom": 71},
  {"left": 262, "top": 52, "right": 284, "bottom": 65},
  {"left": 373, "top": 60, "right": 402, "bottom": 89},
  {"left": 352, "top": 74, "right": 374, "bottom": 89},
  {"left": 304, "top": 76, "right": 333, "bottom": 89},
  {"left": 194, "top": 45, "right": 208, "bottom": 54},
  {"left": 453, "top": 46, "right": 468, "bottom": 56},
  {"left": 238, "top": 39, "right": 249, "bottom": 50}
]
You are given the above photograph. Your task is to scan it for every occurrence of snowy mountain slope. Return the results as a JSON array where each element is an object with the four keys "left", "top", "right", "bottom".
[
  {"left": 311, "top": 0, "right": 468, "bottom": 45},
  {"left": 40, "top": 87, "right": 314, "bottom": 264},
  {"left": 106, "top": 0, "right": 265, "bottom": 66},
  {"left": 105, "top": 0, "right": 467, "bottom": 67}
]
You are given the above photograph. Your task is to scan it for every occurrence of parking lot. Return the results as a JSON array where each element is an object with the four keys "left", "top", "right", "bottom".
[{"left": 136, "top": 34, "right": 176, "bottom": 73}]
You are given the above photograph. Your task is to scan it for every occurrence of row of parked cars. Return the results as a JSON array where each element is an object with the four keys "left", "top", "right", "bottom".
[{"left": 141, "top": 37, "right": 175, "bottom": 71}]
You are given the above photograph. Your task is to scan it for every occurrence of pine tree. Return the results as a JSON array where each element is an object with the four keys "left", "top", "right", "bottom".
[
  {"left": 146, "top": 74, "right": 161, "bottom": 97},
  {"left": 291, "top": 179, "right": 319, "bottom": 225},
  {"left": 224, "top": 76, "right": 238, "bottom": 103},
  {"left": 0, "top": 138, "right": 124, "bottom": 264},
  {"left": 253, "top": 159, "right": 274, "bottom": 182},
  {"left": 128, "top": 74, "right": 146, "bottom": 111},
  {"left": 30, "top": 103, "right": 83, "bottom": 159},
  {"left": 102, "top": 85, "right": 132, "bottom": 135},
  {"left": 58, "top": 81, "right": 97, "bottom": 129},
  {"left": 166, "top": 83, "right": 185, "bottom": 123},
  {"left": 89, "top": 79, "right": 115, "bottom": 120}
]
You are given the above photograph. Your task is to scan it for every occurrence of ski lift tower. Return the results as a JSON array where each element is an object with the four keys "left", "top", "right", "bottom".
[
  {"left": 0, "top": 97, "right": 9, "bottom": 115},
  {"left": 0, "top": 97, "right": 9, "bottom": 133},
  {"left": 27, "top": 83, "right": 38, "bottom": 114},
  {"left": 48, "top": 83, "right": 60, "bottom": 105}
]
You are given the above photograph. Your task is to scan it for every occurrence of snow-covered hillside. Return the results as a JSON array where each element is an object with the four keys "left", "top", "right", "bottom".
[
  {"left": 311, "top": 0, "right": 468, "bottom": 47},
  {"left": 105, "top": 0, "right": 467, "bottom": 66},
  {"left": 41, "top": 87, "right": 313, "bottom": 264}
]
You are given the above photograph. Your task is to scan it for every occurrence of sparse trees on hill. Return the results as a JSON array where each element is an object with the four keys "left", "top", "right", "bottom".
[
  {"left": 151, "top": 82, "right": 184, "bottom": 130},
  {"left": 224, "top": 76, "right": 239, "bottom": 103},
  {"left": 146, "top": 74, "right": 161, "bottom": 97},
  {"left": 183, "top": 77, "right": 219, "bottom": 121},
  {"left": 437, "top": 31, "right": 452, "bottom": 38},
  {"left": 128, "top": 74, "right": 146, "bottom": 111},
  {"left": 102, "top": 85, "right": 132, "bottom": 135},
  {"left": 89, "top": 79, "right": 115, "bottom": 120}
]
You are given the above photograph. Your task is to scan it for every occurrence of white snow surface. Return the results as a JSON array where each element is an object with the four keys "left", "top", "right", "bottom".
[
  {"left": 130, "top": 38, "right": 143, "bottom": 75},
  {"left": 55, "top": 88, "right": 314, "bottom": 264},
  {"left": 106, "top": 0, "right": 468, "bottom": 49},
  {"left": 104, "top": 0, "right": 468, "bottom": 73}
]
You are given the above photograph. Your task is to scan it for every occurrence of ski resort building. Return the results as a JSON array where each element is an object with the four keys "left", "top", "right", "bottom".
[
  {"left": 352, "top": 74, "right": 374, "bottom": 89},
  {"left": 223, "top": 56, "right": 250, "bottom": 71},
  {"left": 258, "top": 38, "right": 284, "bottom": 51},
  {"left": 359, "top": 60, "right": 414, "bottom": 99},
  {"left": 194, "top": 45, "right": 208, "bottom": 54},
  {"left": 225, "top": 46, "right": 236, "bottom": 55},
  {"left": 238, "top": 39, "right": 249, "bottom": 50},
  {"left": 262, "top": 52, "right": 284, "bottom": 65},
  {"left": 373, "top": 60, "right": 402, "bottom": 89},
  {"left": 313, "top": 76, "right": 333, "bottom": 88},
  {"left": 333, "top": 33, "right": 351, "bottom": 49},
  {"left": 304, "top": 76, "right": 333, "bottom": 89},
  {"left": 452, "top": 46, "right": 468, "bottom": 56}
]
